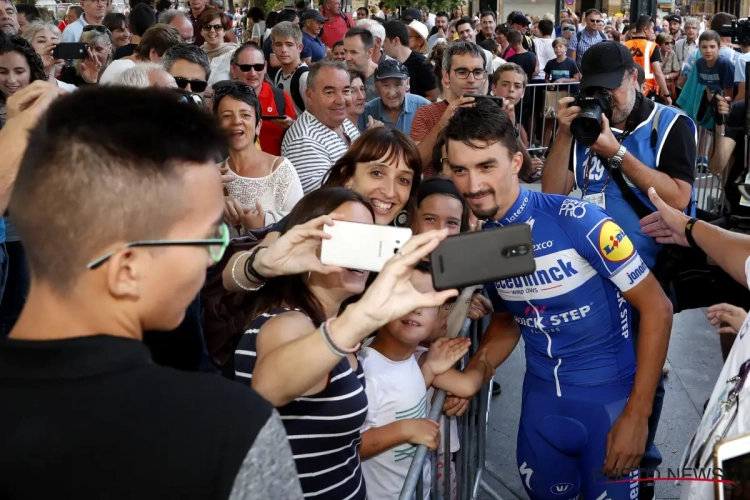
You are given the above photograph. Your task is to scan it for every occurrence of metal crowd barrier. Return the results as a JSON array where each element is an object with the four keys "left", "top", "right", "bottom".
[
  {"left": 399, "top": 316, "right": 524, "bottom": 500},
  {"left": 693, "top": 126, "right": 726, "bottom": 215}
]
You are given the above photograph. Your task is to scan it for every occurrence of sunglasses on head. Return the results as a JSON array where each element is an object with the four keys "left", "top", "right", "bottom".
[
  {"left": 174, "top": 77, "right": 208, "bottom": 93},
  {"left": 213, "top": 80, "right": 255, "bottom": 96},
  {"left": 236, "top": 63, "right": 265, "bottom": 72},
  {"left": 174, "top": 89, "right": 204, "bottom": 107},
  {"left": 83, "top": 24, "right": 112, "bottom": 35}
]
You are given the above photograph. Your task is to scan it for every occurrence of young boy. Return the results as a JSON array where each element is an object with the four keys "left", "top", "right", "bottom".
[
  {"left": 506, "top": 29, "right": 538, "bottom": 82},
  {"left": 358, "top": 263, "right": 490, "bottom": 499},
  {"left": 271, "top": 21, "right": 309, "bottom": 115},
  {"left": 695, "top": 30, "right": 734, "bottom": 101},
  {"left": 544, "top": 37, "right": 579, "bottom": 84}
]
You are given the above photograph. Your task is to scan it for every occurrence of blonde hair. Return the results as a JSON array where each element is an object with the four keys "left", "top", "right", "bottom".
[{"left": 21, "top": 21, "right": 62, "bottom": 46}]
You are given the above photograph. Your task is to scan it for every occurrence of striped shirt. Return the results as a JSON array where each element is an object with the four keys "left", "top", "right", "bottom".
[
  {"left": 235, "top": 308, "right": 368, "bottom": 500},
  {"left": 281, "top": 111, "right": 360, "bottom": 194},
  {"left": 410, "top": 100, "right": 449, "bottom": 178}
]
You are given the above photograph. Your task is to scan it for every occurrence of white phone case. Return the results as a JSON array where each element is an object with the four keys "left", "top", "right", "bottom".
[{"left": 321, "top": 221, "right": 413, "bottom": 273}]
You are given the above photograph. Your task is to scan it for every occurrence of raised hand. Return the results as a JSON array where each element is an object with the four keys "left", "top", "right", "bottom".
[
  {"left": 80, "top": 47, "right": 102, "bottom": 84},
  {"left": 423, "top": 337, "right": 471, "bottom": 378}
]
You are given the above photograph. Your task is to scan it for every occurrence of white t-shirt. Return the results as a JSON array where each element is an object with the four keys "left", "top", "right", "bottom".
[
  {"left": 680, "top": 256, "right": 750, "bottom": 499},
  {"left": 415, "top": 346, "right": 460, "bottom": 454},
  {"left": 99, "top": 59, "right": 136, "bottom": 85},
  {"left": 535, "top": 38, "right": 556, "bottom": 80},
  {"left": 359, "top": 346, "right": 431, "bottom": 500},
  {"left": 273, "top": 62, "right": 309, "bottom": 116},
  {"left": 208, "top": 50, "right": 233, "bottom": 86}
]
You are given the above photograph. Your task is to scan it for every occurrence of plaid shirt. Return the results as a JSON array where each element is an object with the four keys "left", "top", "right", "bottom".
[{"left": 567, "top": 29, "right": 607, "bottom": 68}]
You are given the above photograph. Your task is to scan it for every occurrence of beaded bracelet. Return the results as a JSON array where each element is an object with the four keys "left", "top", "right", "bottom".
[
  {"left": 320, "top": 318, "right": 360, "bottom": 357},
  {"left": 231, "top": 251, "right": 264, "bottom": 291}
]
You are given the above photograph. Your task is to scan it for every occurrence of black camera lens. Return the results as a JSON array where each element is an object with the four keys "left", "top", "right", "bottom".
[{"left": 571, "top": 109, "right": 603, "bottom": 146}]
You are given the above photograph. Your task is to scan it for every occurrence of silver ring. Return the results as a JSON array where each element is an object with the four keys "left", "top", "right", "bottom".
[{"left": 397, "top": 250, "right": 404, "bottom": 257}]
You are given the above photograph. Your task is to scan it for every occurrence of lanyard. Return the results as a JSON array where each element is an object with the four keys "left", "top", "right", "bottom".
[{"left": 581, "top": 130, "right": 630, "bottom": 198}]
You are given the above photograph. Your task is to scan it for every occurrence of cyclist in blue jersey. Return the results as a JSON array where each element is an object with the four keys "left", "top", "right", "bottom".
[{"left": 443, "top": 100, "right": 674, "bottom": 500}]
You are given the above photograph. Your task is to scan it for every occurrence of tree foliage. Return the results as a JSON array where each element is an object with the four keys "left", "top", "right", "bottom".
[{"left": 379, "top": 0, "right": 465, "bottom": 15}]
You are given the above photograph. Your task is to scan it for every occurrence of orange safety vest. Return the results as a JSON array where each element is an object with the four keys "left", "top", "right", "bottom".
[{"left": 625, "top": 37, "right": 659, "bottom": 94}]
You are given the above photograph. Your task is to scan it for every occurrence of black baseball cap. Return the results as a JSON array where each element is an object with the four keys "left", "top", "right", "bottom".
[
  {"left": 665, "top": 14, "right": 682, "bottom": 24},
  {"left": 374, "top": 58, "right": 409, "bottom": 80},
  {"left": 511, "top": 14, "right": 530, "bottom": 26},
  {"left": 402, "top": 8, "right": 423, "bottom": 23},
  {"left": 301, "top": 10, "right": 327, "bottom": 22},
  {"left": 580, "top": 41, "right": 636, "bottom": 90}
]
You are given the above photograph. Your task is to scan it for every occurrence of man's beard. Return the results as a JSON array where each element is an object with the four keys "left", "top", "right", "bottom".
[
  {"left": 611, "top": 81, "right": 636, "bottom": 125},
  {"left": 464, "top": 188, "right": 500, "bottom": 219}
]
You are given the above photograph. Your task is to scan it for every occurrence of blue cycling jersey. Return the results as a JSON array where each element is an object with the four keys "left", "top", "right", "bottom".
[
  {"left": 484, "top": 187, "right": 650, "bottom": 390},
  {"left": 484, "top": 188, "right": 648, "bottom": 500}
]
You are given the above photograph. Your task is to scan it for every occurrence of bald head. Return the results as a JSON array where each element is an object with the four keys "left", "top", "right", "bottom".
[{"left": 170, "top": 13, "right": 194, "bottom": 43}]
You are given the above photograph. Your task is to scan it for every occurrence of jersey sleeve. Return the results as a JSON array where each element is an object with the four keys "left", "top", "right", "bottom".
[{"left": 560, "top": 201, "right": 650, "bottom": 293}]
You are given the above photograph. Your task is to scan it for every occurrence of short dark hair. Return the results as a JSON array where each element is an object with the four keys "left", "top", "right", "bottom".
[
  {"left": 538, "top": 19, "right": 553, "bottom": 36},
  {"left": 11, "top": 87, "right": 227, "bottom": 291},
  {"left": 130, "top": 3, "right": 157, "bottom": 37},
  {"left": 383, "top": 20, "right": 409, "bottom": 46},
  {"left": 232, "top": 41, "right": 265, "bottom": 64},
  {"left": 70, "top": 5, "right": 85, "bottom": 18},
  {"left": 0, "top": 36, "right": 46, "bottom": 96},
  {"left": 444, "top": 99, "right": 521, "bottom": 159},
  {"left": 435, "top": 11, "right": 449, "bottom": 21},
  {"left": 635, "top": 14, "right": 652, "bottom": 33},
  {"left": 213, "top": 80, "right": 263, "bottom": 125},
  {"left": 247, "top": 187, "right": 374, "bottom": 326},
  {"left": 137, "top": 24, "right": 182, "bottom": 59},
  {"left": 277, "top": 8, "right": 298, "bottom": 23},
  {"left": 699, "top": 29, "right": 721, "bottom": 45},
  {"left": 585, "top": 9, "right": 602, "bottom": 18},
  {"left": 129, "top": 0, "right": 151, "bottom": 10},
  {"left": 479, "top": 10, "right": 495, "bottom": 21},
  {"left": 198, "top": 9, "right": 231, "bottom": 31},
  {"left": 710, "top": 12, "right": 735, "bottom": 32},
  {"left": 16, "top": 4, "right": 40, "bottom": 22},
  {"left": 456, "top": 16, "right": 475, "bottom": 31},
  {"left": 480, "top": 38, "right": 498, "bottom": 53},
  {"left": 506, "top": 28, "right": 522, "bottom": 46},
  {"left": 345, "top": 26, "right": 374, "bottom": 51},
  {"left": 103, "top": 12, "right": 128, "bottom": 32},
  {"left": 162, "top": 43, "right": 211, "bottom": 79},
  {"left": 333, "top": 39, "right": 344, "bottom": 49}
]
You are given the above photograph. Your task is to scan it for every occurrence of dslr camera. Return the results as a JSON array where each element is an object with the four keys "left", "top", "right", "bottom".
[
  {"left": 568, "top": 88, "right": 613, "bottom": 146},
  {"left": 719, "top": 18, "right": 750, "bottom": 46}
]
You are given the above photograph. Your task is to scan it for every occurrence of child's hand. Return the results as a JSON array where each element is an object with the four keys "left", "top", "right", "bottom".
[
  {"left": 403, "top": 418, "right": 441, "bottom": 450},
  {"left": 424, "top": 337, "right": 470, "bottom": 377}
]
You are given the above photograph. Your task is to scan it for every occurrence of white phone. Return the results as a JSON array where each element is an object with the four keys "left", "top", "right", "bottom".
[
  {"left": 714, "top": 433, "right": 750, "bottom": 499},
  {"left": 321, "top": 220, "right": 412, "bottom": 273}
]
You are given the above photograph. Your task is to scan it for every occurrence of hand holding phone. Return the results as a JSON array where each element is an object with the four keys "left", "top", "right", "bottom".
[
  {"left": 52, "top": 43, "right": 88, "bottom": 60},
  {"left": 464, "top": 93, "right": 504, "bottom": 107},
  {"left": 430, "top": 225, "right": 535, "bottom": 291},
  {"left": 320, "top": 220, "right": 412, "bottom": 272}
]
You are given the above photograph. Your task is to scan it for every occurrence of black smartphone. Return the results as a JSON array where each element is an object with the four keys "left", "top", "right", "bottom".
[
  {"left": 464, "top": 93, "right": 504, "bottom": 107},
  {"left": 261, "top": 115, "right": 286, "bottom": 120},
  {"left": 430, "top": 224, "right": 535, "bottom": 291},
  {"left": 52, "top": 43, "right": 88, "bottom": 59}
]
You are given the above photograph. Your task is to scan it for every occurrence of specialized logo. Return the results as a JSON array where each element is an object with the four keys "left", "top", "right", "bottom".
[
  {"left": 551, "top": 483, "right": 573, "bottom": 495},
  {"left": 519, "top": 462, "right": 533, "bottom": 490},
  {"left": 595, "top": 492, "right": 612, "bottom": 500},
  {"left": 559, "top": 199, "right": 587, "bottom": 219},
  {"left": 598, "top": 220, "right": 634, "bottom": 262}
]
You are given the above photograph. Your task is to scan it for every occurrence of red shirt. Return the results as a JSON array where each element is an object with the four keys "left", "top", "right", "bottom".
[
  {"left": 258, "top": 81, "right": 296, "bottom": 156},
  {"left": 320, "top": 9, "right": 353, "bottom": 48}
]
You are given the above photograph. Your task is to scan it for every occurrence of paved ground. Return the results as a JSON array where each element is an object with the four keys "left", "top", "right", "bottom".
[
  {"left": 475, "top": 183, "right": 726, "bottom": 500},
  {"left": 478, "top": 308, "right": 724, "bottom": 500}
]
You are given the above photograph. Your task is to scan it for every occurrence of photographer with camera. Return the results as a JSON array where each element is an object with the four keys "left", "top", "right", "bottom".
[{"left": 542, "top": 41, "right": 696, "bottom": 499}]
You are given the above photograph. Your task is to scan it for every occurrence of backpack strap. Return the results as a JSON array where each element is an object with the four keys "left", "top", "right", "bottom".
[
  {"left": 269, "top": 84, "right": 286, "bottom": 117},
  {"left": 340, "top": 11, "right": 352, "bottom": 28},
  {"left": 290, "top": 66, "right": 310, "bottom": 112}
]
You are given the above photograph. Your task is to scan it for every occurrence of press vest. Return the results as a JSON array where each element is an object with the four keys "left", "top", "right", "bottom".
[{"left": 626, "top": 37, "right": 658, "bottom": 94}]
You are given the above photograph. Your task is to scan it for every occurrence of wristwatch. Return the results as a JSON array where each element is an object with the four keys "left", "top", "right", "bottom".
[{"left": 609, "top": 145, "right": 627, "bottom": 170}]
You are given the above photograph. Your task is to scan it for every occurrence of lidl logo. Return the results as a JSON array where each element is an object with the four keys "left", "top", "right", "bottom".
[{"left": 598, "top": 221, "right": 634, "bottom": 262}]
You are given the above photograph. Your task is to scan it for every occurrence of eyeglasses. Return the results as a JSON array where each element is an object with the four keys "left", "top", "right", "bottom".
[
  {"left": 87, "top": 223, "right": 229, "bottom": 270},
  {"left": 202, "top": 23, "right": 224, "bottom": 32},
  {"left": 664, "top": 41, "right": 674, "bottom": 45},
  {"left": 174, "top": 77, "right": 208, "bottom": 93},
  {"left": 236, "top": 63, "right": 265, "bottom": 73},
  {"left": 453, "top": 67, "right": 487, "bottom": 80}
]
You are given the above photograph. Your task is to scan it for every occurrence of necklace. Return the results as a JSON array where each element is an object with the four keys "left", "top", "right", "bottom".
[{"left": 279, "top": 62, "right": 302, "bottom": 81}]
